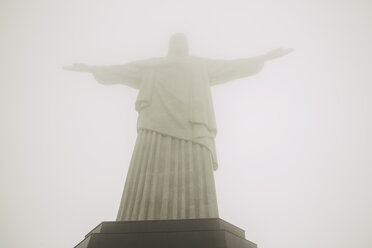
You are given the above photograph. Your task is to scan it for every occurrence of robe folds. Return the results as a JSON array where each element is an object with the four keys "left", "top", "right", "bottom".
[{"left": 91, "top": 56, "right": 264, "bottom": 220}]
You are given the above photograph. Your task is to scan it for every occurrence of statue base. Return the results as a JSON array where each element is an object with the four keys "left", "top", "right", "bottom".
[{"left": 74, "top": 218, "right": 256, "bottom": 248}]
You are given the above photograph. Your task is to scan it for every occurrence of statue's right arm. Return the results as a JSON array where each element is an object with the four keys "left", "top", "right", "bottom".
[{"left": 63, "top": 62, "right": 142, "bottom": 89}]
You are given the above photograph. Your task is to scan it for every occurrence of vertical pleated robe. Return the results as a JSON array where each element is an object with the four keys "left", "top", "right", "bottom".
[
  {"left": 118, "top": 129, "right": 218, "bottom": 220},
  {"left": 91, "top": 56, "right": 264, "bottom": 221}
]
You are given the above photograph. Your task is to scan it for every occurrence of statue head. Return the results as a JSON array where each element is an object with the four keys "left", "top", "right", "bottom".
[{"left": 168, "top": 33, "right": 189, "bottom": 57}]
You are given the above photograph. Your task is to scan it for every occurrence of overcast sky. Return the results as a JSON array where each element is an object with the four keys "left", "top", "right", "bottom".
[{"left": 1, "top": 0, "right": 371, "bottom": 248}]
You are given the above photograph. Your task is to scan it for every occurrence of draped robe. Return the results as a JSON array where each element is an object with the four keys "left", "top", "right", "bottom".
[{"left": 91, "top": 56, "right": 264, "bottom": 220}]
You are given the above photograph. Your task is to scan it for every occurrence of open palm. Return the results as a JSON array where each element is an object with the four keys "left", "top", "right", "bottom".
[{"left": 265, "top": 48, "right": 294, "bottom": 60}]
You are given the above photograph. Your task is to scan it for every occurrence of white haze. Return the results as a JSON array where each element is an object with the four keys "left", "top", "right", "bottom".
[{"left": 0, "top": 0, "right": 371, "bottom": 248}]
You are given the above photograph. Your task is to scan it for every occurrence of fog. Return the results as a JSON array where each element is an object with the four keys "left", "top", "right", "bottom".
[{"left": 1, "top": 0, "right": 371, "bottom": 248}]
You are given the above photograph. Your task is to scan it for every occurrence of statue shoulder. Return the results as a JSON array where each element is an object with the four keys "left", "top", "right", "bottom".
[{"left": 189, "top": 56, "right": 207, "bottom": 63}]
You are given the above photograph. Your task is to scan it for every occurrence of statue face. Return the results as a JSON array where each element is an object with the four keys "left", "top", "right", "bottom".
[{"left": 168, "top": 33, "right": 189, "bottom": 57}]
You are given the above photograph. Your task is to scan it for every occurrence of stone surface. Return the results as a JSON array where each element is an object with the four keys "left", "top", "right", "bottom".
[
  {"left": 74, "top": 218, "right": 257, "bottom": 248},
  {"left": 65, "top": 35, "right": 292, "bottom": 222}
]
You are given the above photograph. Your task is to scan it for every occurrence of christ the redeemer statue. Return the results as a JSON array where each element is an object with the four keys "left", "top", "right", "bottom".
[{"left": 65, "top": 33, "right": 292, "bottom": 222}]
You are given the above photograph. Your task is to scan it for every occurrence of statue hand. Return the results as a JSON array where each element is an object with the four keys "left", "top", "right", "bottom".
[
  {"left": 264, "top": 48, "right": 294, "bottom": 61},
  {"left": 63, "top": 63, "right": 92, "bottom": 72}
]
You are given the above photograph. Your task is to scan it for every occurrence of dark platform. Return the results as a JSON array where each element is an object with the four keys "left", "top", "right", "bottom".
[{"left": 74, "top": 218, "right": 257, "bottom": 248}]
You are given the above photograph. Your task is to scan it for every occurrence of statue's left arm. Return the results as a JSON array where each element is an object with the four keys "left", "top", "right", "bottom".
[{"left": 206, "top": 48, "right": 294, "bottom": 86}]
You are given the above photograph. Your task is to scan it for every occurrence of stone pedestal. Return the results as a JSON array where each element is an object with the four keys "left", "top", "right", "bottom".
[{"left": 74, "top": 218, "right": 257, "bottom": 248}]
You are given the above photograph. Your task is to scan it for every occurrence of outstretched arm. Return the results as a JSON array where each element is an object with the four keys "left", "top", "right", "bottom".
[
  {"left": 63, "top": 62, "right": 143, "bottom": 89},
  {"left": 261, "top": 48, "right": 294, "bottom": 61},
  {"left": 206, "top": 48, "right": 294, "bottom": 86}
]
